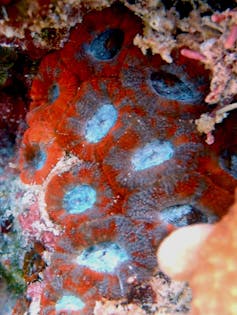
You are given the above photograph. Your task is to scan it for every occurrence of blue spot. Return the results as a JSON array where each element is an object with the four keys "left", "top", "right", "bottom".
[
  {"left": 48, "top": 83, "right": 60, "bottom": 103},
  {"left": 88, "top": 29, "right": 124, "bottom": 60},
  {"left": 55, "top": 295, "right": 85, "bottom": 312},
  {"left": 76, "top": 242, "right": 129, "bottom": 273},
  {"left": 85, "top": 104, "right": 118, "bottom": 143},
  {"left": 31, "top": 148, "right": 47, "bottom": 170},
  {"left": 150, "top": 70, "right": 202, "bottom": 103},
  {"left": 159, "top": 204, "right": 209, "bottom": 227},
  {"left": 219, "top": 147, "right": 237, "bottom": 179},
  {"left": 63, "top": 184, "right": 96, "bottom": 214},
  {"left": 0, "top": 133, "right": 14, "bottom": 173},
  {"left": 132, "top": 140, "right": 174, "bottom": 171}
]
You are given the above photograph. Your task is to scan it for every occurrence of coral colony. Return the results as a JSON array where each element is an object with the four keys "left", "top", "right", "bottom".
[{"left": 0, "top": 2, "right": 237, "bottom": 314}]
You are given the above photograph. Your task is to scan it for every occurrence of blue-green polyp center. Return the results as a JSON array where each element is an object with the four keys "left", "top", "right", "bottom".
[
  {"left": 76, "top": 242, "right": 129, "bottom": 273},
  {"left": 89, "top": 29, "right": 124, "bottom": 60},
  {"left": 85, "top": 103, "right": 118, "bottom": 143},
  {"left": 132, "top": 139, "right": 174, "bottom": 171},
  {"left": 63, "top": 184, "right": 96, "bottom": 214},
  {"left": 159, "top": 204, "right": 208, "bottom": 227},
  {"left": 55, "top": 295, "right": 85, "bottom": 312},
  {"left": 219, "top": 146, "right": 237, "bottom": 179},
  {"left": 150, "top": 70, "right": 202, "bottom": 102},
  {"left": 48, "top": 83, "right": 60, "bottom": 103},
  {"left": 26, "top": 145, "right": 47, "bottom": 171}
]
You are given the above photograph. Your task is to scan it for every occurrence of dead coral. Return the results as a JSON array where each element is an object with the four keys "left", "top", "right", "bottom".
[
  {"left": 94, "top": 299, "right": 147, "bottom": 315},
  {"left": 123, "top": 1, "right": 237, "bottom": 106},
  {"left": 93, "top": 272, "right": 191, "bottom": 315},
  {"left": 195, "top": 102, "right": 237, "bottom": 144},
  {"left": 0, "top": 0, "right": 113, "bottom": 52},
  {"left": 182, "top": 11, "right": 237, "bottom": 106},
  {"left": 129, "top": 1, "right": 177, "bottom": 63}
]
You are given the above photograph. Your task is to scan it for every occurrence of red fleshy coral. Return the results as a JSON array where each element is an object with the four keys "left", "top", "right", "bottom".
[
  {"left": 17, "top": 3, "right": 237, "bottom": 314},
  {"left": 27, "top": 52, "right": 79, "bottom": 129},
  {"left": 29, "top": 52, "right": 78, "bottom": 110}
]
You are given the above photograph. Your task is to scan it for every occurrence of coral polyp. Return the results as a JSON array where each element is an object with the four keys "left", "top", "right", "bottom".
[
  {"left": 19, "top": 123, "right": 63, "bottom": 184},
  {"left": 45, "top": 162, "right": 121, "bottom": 234},
  {"left": 15, "top": 3, "right": 237, "bottom": 314},
  {"left": 84, "top": 104, "right": 118, "bottom": 144},
  {"left": 42, "top": 214, "right": 165, "bottom": 314},
  {"left": 55, "top": 295, "right": 85, "bottom": 312},
  {"left": 61, "top": 4, "right": 142, "bottom": 81}
]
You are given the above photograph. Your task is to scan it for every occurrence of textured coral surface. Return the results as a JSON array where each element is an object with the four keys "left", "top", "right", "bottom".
[{"left": 3, "top": 2, "right": 236, "bottom": 315}]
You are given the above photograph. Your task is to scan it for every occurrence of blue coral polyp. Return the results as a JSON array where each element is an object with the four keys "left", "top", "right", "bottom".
[
  {"left": 44, "top": 162, "right": 122, "bottom": 233},
  {"left": 150, "top": 70, "right": 203, "bottom": 103},
  {"left": 55, "top": 294, "right": 85, "bottom": 312},
  {"left": 219, "top": 146, "right": 237, "bottom": 179},
  {"left": 48, "top": 83, "right": 60, "bottom": 104},
  {"left": 63, "top": 184, "right": 97, "bottom": 214},
  {"left": 88, "top": 29, "right": 124, "bottom": 61},
  {"left": 32, "top": 148, "right": 47, "bottom": 171},
  {"left": 131, "top": 140, "right": 174, "bottom": 171},
  {"left": 23, "top": 144, "right": 47, "bottom": 171},
  {"left": 19, "top": 123, "right": 64, "bottom": 184},
  {"left": 76, "top": 242, "right": 129, "bottom": 273},
  {"left": 61, "top": 4, "right": 142, "bottom": 80},
  {"left": 85, "top": 104, "right": 118, "bottom": 143},
  {"left": 159, "top": 204, "right": 212, "bottom": 227}
]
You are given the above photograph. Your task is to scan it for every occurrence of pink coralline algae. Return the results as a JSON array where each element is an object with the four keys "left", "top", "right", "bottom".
[{"left": 16, "top": 4, "right": 237, "bottom": 314}]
